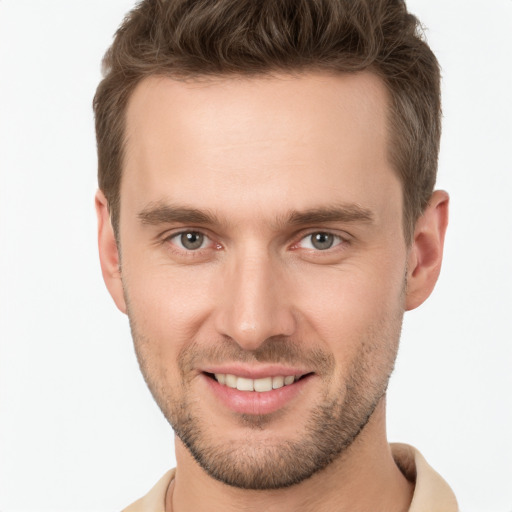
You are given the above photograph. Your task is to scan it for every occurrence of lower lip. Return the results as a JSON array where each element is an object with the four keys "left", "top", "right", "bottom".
[{"left": 202, "top": 374, "right": 313, "bottom": 415}]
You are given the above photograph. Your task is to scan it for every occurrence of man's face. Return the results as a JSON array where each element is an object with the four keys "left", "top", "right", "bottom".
[{"left": 117, "top": 72, "right": 409, "bottom": 489}]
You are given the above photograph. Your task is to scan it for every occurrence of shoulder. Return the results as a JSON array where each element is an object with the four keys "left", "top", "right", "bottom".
[
  {"left": 122, "top": 469, "right": 175, "bottom": 512},
  {"left": 391, "top": 443, "right": 458, "bottom": 512}
]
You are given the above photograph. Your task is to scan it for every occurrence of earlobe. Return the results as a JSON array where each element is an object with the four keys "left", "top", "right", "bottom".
[
  {"left": 405, "top": 190, "right": 449, "bottom": 311},
  {"left": 95, "top": 190, "right": 127, "bottom": 314}
]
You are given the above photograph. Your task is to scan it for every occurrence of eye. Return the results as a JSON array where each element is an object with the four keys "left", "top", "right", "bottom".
[
  {"left": 169, "top": 231, "right": 209, "bottom": 251},
  {"left": 298, "top": 232, "right": 342, "bottom": 251}
]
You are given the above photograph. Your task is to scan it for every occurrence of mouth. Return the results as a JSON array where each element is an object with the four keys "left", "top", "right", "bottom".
[
  {"left": 201, "top": 369, "right": 315, "bottom": 416},
  {"left": 204, "top": 372, "right": 310, "bottom": 392}
]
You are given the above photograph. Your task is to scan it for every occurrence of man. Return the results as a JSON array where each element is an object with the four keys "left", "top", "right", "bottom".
[{"left": 94, "top": 0, "right": 457, "bottom": 510}]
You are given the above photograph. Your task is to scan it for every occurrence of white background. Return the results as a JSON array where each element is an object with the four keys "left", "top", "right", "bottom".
[{"left": 0, "top": 1, "right": 511, "bottom": 511}]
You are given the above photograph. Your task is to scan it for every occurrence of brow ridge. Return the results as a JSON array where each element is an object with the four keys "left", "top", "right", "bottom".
[
  {"left": 286, "top": 205, "right": 374, "bottom": 226},
  {"left": 137, "top": 201, "right": 374, "bottom": 228},
  {"left": 138, "top": 202, "right": 220, "bottom": 226}
]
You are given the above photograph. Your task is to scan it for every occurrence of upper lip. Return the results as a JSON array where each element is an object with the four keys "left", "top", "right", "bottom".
[{"left": 200, "top": 364, "right": 311, "bottom": 379}]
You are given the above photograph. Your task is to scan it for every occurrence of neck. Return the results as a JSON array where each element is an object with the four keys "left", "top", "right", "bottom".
[{"left": 167, "top": 398, "right": 413, "bottom": 512}]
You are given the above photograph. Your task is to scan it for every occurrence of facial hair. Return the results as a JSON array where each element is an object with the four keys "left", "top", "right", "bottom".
[{"left": 128, "top": 309, "right": 403, "bottom": 490}]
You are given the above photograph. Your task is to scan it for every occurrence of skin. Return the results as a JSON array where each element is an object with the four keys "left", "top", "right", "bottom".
[{"left": 97, "top": 71, "right": 448, "bottom": 511}]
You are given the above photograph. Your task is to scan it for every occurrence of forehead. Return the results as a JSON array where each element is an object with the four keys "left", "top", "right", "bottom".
[
  {"left": 124, "top": 71, "right": 390, "bottom": 160},
  {"left": 121, "top": 71, "right": 400, "bottom": 228}
]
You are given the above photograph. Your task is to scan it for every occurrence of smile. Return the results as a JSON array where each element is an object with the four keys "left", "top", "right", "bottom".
[
  {"left": 212, "top": 373, "right": 300, "bottom": 392},
  {"left": 202, "top": 370, "right": 313, "bottom": 415}
]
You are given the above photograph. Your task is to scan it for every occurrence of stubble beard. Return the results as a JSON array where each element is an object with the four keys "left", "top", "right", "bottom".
[{"left": 127, "top": 307, "right": 403, "bottom": 491}]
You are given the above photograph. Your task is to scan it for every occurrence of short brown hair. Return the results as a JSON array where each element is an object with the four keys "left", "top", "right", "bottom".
[{"left": 94, "top": 0, "right": 441, "bottom": 243}]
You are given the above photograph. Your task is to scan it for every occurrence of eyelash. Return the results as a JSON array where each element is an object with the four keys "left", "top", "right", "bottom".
[
  {"left": 293, "top": 231, "right": 346, "bottom": 251},
  {"left": 162, "top": 230, "right": 218, "bottom": 254},
  {"left": 162, "top": 229, "right": 350, "bottom": 255}
]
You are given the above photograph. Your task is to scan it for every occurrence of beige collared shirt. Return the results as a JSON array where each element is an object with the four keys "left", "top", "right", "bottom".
[{"left": 123, "top": 443, "right": 458, "bottom": 512}]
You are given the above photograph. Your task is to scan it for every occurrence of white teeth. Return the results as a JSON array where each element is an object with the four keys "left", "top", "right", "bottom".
[
  {"left": 225, "top": 374, "right": 237, "bottom": 389},
  {"left": 272, "top": 376, "right": 285, "bottom": 389},
  {"left": 254, "top": 377, "right": 273, "bottom": 392},
  {"left": 236, "top": 377, "right": 254, "bottom": 391},
  {"left": 213, "top": 373, "right": 299, "bottom": 392}
]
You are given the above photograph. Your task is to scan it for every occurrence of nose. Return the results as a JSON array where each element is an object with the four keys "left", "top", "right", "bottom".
[{"left": 213, "top": 248, "right": 296, "bottom": 351}]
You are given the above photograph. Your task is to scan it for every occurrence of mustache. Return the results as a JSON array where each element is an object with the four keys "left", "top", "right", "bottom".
[{"left": 178, "top": 336, "right": 335, "bottom": 376}]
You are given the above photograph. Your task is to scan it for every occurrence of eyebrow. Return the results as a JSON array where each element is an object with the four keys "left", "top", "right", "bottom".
[
  {"left": 138, "top": 203, "right": 220, "bottom": 226},
  {"left": 286, "top": 205, "right": 374, "bottom": 226},
  {"left": 137, "top": 202, "right": 374, "bottom": 228}
]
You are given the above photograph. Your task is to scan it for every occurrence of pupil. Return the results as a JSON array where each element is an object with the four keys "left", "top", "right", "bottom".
[
  {"left": 312, "top": 233, "right": 333, "bottom": 250},
  {"left": 181, "top": 232, "right": 203, "bottom": 250}
]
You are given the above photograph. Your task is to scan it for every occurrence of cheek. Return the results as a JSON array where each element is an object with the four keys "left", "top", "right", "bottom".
[
  {"left": 121, "top": 256, "right": 218, "bottom": 353},
  {"left": 123, "top": 267, "right": 214, "bottom": 397},
  {"left": 292, "top": 257, "right": 406, "bottom": 357}
]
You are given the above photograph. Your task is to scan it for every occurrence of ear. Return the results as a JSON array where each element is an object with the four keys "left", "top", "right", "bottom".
[
  {"left": 405, "top": 190, "right": 449, "bottom": 311},
  {"left": 95, "top": 190, "right": 127, "bottom": 314}
]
